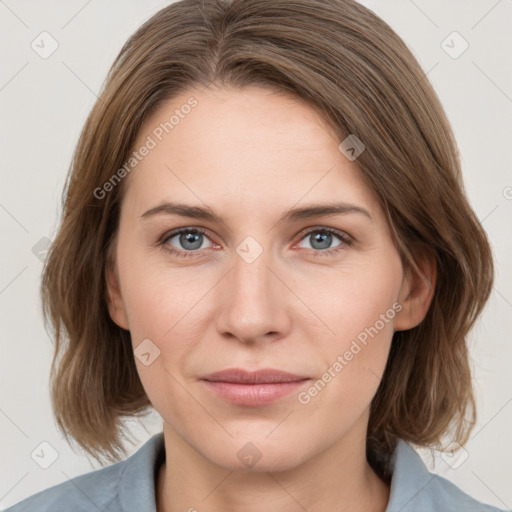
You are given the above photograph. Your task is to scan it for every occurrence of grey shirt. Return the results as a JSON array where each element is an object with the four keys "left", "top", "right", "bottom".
[{"left": 4, "top": 432, "right": 508, "bottom": 511}]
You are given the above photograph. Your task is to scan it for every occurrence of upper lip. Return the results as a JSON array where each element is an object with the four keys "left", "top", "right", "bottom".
[{"left": 201, "top": 368, "right": 309, "bottom": 384}]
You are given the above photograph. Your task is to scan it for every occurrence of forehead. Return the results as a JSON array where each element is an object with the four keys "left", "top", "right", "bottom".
[{"left": 121, "top": 85, "right": 379, "bottom": 221}]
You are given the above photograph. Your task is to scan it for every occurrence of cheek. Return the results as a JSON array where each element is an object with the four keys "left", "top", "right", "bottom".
[
  {"left": 296, "top": 254, "right": 402, "bottom": 407},
  {"left": 114, "top": 246, "right": 204, "bottom": 402},
  {"left": 117, "top": 241, "right": 206, "bottom": 342},
  {"left": 301, "top": 253, "right": 402, "bottom": 349},
  {"left": 120, "top": 264, "right": 201, "bottom": 419},
  {"left": 297, "top": 304, "right": 395, "bottom": 425}
]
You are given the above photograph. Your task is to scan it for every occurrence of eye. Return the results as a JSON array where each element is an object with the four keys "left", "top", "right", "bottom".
[
  {"left": 161, "top": 228, "right": 215, "bottom": 258},
  {"left": 295, "top": 227, "right": 352, "bottom": 256},
  {"left": 159, "top": 226, "right": 352, "bottom": 259}
]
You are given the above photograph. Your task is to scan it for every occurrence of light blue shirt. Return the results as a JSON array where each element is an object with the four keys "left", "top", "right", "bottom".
[{"left": 4, "top": 432, "right": 508, "bottom": 511}]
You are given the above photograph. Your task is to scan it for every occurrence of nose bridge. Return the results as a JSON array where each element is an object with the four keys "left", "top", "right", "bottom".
[
  {"left": 216, "top": 235, "right": 290, "bottom": 341},
  {"left": 232, "top": 240, "right": 271, "bottom": 298}
]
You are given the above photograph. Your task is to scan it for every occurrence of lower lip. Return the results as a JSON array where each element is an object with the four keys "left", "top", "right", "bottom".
[{"left": 201, "top": 380, "right": 309, "bottom": 406}]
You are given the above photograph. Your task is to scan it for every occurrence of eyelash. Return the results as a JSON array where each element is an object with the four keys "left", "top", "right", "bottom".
[{"left": 159, "top": 226, "right": 353, "bottom": 259}]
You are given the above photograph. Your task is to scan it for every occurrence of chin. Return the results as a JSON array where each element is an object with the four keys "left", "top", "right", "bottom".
[{"left": 200, "top": 437, "right": 310, "bottom": 473}]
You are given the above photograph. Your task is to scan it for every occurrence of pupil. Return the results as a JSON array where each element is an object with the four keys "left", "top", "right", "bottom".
[
  {"left": 181, "top": 231, "right": 202, "bottom": 250},
  {"left": 312, "top": 232, "right": 331, "bottom": 250}
]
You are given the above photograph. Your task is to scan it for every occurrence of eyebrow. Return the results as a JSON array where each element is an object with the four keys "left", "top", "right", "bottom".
[{"left": 140, "top": 201, "right": 373, "bottom": 225}]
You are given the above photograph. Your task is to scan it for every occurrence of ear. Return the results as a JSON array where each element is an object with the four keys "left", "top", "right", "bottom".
[
  {"left": 394, "top": 248, "right": 437, "bottom": 331},
  {"left": 105, "top": 261, "right": 130, "bottom": 330}
]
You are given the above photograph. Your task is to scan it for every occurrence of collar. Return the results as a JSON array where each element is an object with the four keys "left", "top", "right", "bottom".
[
  {"left": 117, "top": 433, "right": 498, "bottom": 512},
  {"left": 118, "top": 431, "right": 165, "bottom": 511},
  {"left": 385, "top": 438, "right": 438, "bottom": 511}
]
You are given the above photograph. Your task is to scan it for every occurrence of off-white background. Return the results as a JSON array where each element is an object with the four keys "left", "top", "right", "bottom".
[{"left": 0, "top": 0, "right": 511, "bottom": 510}]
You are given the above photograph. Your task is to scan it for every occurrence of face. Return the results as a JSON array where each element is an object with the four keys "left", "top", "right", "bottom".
[{"left": 107, "top": 85, "right": 432, "bottom": 472}]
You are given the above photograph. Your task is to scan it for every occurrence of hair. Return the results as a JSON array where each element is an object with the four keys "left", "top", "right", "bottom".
[{"left": 41, "top": 0, "right": 493, "bottom": 480}]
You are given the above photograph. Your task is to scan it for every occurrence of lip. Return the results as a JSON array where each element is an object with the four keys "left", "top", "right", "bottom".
[
  {"left": 200, "top": 368, "right": 310, "bottom": 406},
  {"left": 202, "top": 368, "right": 309, "bottom": 384}
]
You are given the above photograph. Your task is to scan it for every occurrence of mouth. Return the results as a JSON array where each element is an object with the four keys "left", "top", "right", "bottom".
[{"left": 200, "top": 368, "right": 311, "bottom": 406}]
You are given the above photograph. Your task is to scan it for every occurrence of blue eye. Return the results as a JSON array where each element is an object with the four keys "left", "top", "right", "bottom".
[
  {"left": 297, "top": 228, "right": 348, "bottom": 252},
  {"left": 160, "top": 226, "right": 352, "bottom": 259},
  {"left": 162, "top": 228, "right": 212, "bottom": 258},
  {"left": 294, "top": 227, "right": 352, "bottom": 258}
]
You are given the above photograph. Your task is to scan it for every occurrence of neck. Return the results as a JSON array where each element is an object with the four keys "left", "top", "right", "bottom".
[{"left": 156, "top": 423, "right": 390, "bottom": 512}]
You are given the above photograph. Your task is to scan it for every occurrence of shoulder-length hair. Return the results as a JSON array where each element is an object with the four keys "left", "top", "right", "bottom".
[{"left": 41, "top": 0, "right": 493, "bottom": 479}]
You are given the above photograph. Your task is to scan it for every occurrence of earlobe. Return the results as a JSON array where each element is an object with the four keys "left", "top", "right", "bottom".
[
  {"left": 394, "top": 250, "right": 437, "bottom": 332},
  {"left": 105, "top": 262, "right": 130, "bottom": 330}
]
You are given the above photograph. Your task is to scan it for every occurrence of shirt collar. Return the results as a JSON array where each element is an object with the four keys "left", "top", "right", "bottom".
[
  {"left": 118, "top": 431, "right": 165, "bottom": 511},
  {"left": 117, "top": 433, "right": 447, "bottom": 512},
  {"left": 385, "top": 438, "right": 437, "bottom": 511}
]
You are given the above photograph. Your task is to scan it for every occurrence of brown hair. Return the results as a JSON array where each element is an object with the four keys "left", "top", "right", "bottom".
[{"left": 41, "top": 0, "right": 493, "bottom": 479}]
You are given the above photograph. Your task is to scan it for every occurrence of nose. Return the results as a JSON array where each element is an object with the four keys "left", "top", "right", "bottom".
[{"left": 215, "top": 243, "right": 292, "bottom": 345}]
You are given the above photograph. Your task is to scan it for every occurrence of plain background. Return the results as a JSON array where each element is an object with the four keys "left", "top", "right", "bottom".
[{"left": 0, "top": 0, "right": 511, "bottom": 510}]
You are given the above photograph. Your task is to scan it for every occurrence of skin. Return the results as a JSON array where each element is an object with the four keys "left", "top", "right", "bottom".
[{"left": 106, "top": 85, "right": 435, "bottom": 512}]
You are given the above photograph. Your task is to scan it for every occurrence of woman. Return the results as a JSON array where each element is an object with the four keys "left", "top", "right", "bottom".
[{"left": 5, "top": 0, "right": 507, "bottom": 511}]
